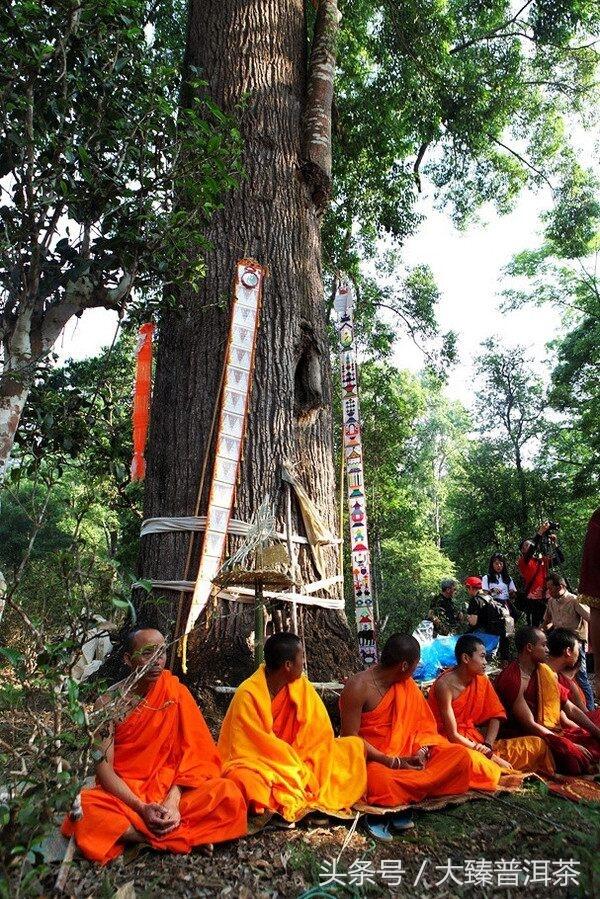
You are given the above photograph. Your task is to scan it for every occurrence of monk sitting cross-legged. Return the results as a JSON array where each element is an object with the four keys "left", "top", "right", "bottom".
[
  {"left": 495, "top": 626, "right": 600, "bottom": 775},
  {"left": 62, "top": 628, "right": 247, "bottom": 864},
  {"left": 545, "top": 628, "right": 600, "bottom": 746},
  {"left": 340, "top": 634, "right": 502, "bottom": 843},
  {"left": 428, "top": 634, "right": 554, "bottom": 774},
  {"left": 218, "top": 633, "right": 366, "bottom": 824}
]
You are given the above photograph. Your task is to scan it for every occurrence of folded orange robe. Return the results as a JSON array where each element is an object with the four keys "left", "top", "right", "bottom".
[
  {"left": 218, "top": 666, "right": 366, "bottom": 821},
  {"left": 495, "top": 661, "right": 600, "bottom": 775},
  {"left": 427, "top": 673, "right": 554, "bottom": 774},
  {"left": 359, "top": 678, "right": 501, "bottom": 807},
  {"left": 62, "top": 670, "right": 247, "bottom": 864}
]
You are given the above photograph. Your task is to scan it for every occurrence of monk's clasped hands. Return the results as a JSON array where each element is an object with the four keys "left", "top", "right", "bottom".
[{"left": 139, "top": 801, "right": 180, "bottom": 836}]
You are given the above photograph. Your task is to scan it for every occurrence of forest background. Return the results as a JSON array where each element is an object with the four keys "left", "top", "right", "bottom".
[{"left": 1, "top": 0, "right": 600, "bottom": 891}]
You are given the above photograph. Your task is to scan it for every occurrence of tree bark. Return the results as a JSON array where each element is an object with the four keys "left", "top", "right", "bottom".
[
  {"left": 301, "top": 0, "right": 338, "bottom": 211},
  {"left": 0, "top": 273, "right": 131, "bottom": 477},
  {"left": 0, "top": 307, "right": 34, "bottom": 478},
  {"left": 514, "top": 445, "right": 529, "bottom": 534},
  {"left": 139, "top": 0, "right": 359, "bottom": 685}
]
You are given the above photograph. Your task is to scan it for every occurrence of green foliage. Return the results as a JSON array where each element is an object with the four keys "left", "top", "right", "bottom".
[
  {"left": 0, "top": 481, "right": 72, "bottom": 568},
  {"left": 475, "top": 340, "right": 546, "bottom": 468},
  {"left": 502, "top": 161, "right": 600, "bottom": 502},
  {"left": 443, "top": 342, "right": 597, "bottom": 587},
  {"left": 379, "top": 535, "right": 455, "bottom": 636},
  {"left": 0, "top": 334, "right": 141, "bottom": 654},
  {"left": 544, "top": 163, "right": 600, "bottom": 258},
  {"left": 0, "top": 622, "right": 112, "bottom": 896},
  {"left": 325, "top": 0, "right": 599, "bottom": 369},
  {"left": 0, "top": 0, "right": 244, "bottom": 331},
  {"left": 14, "top": 334, "right": 141, "bottom": 567},
  {"left": 329, "top": 0, "right": 599, "bottom": 282}
]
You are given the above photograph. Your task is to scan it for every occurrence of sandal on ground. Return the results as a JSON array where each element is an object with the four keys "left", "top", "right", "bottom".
[
  {"left": 364, "top": 815, "right": 394, "bottom": 843},
  {"left": 389, "top": 810, "right": 415, "bottom": 833}
]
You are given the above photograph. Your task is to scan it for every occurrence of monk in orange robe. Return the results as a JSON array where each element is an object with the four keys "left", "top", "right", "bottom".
[
  {"left": 62, "top": 629, "right": 247, "bottom": 864},
  {"left": 495, "top": 626, "right": 600, "bottom": 775},
  {"left": 340, "top": 634, "right": 502, "bottom": 841},
  {"left": 218, "top": 633, "right": 366, "bottom": 822},
  {"left": 428, "top": 634, "right": 554, "bottom": 773}
]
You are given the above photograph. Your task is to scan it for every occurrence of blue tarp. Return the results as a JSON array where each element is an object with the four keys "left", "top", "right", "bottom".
[{"left": 413, "top": 631, "right": 500, "bottom": 682}]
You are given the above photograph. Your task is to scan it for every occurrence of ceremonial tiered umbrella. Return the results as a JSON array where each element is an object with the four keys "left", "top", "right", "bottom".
[{"left": 212, "top": 501, "right": 295, "bottom": 665}]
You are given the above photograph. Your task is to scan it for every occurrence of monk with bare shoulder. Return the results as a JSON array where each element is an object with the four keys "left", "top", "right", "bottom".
[
  {"left": 427, "top": 634, "right": 553, "bottom": 773},
  {"left": 495, "top": 626, "right": 600, "bottom": 775},
  {"left": 62, "top": 628, "right": 247, "bottom": 864},
  {"left": 340, "top": 634, "right": 502, "bottom": 843}
]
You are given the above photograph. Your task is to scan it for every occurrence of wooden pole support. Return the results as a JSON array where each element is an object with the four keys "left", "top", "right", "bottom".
[
  {"left": 285, "top": 483, "right": 299, "bottom": 634},
  {"left": 255, "top": 579, "right": 264, "bottom": 666}
]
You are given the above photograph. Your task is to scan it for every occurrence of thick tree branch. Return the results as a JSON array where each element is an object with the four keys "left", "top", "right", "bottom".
[
  {"left": 34, "top": 270, "right": 133, "bottom": 357},
  {"left": 413, "top": 141, "right": 430, "bottom": 191},
  {"left": 301, "top": 0, "right": 339, "bottom": 213},
  {"left": 0, "top": 269, "right": 132, "bottom": 474}
]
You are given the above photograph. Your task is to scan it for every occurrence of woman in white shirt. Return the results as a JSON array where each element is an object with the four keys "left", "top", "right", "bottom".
[{"left": 481, "top": 553, "right": 517, "bottom": 605}]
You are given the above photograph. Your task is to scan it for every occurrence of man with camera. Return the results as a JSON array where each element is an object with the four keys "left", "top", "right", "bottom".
[{"left": 518, "top": 521, "right": 564, "bottom": 629}]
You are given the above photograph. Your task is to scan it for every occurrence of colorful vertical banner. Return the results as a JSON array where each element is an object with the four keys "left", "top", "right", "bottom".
[
  {"left": 184, "top": 259, "right": 265, "bottom": 635},
  {"left": 333, "top": 279, "right": 377, "bottom": 665},
  {"left": 130, "top": 322, "right": 155, "bottom": 482}
]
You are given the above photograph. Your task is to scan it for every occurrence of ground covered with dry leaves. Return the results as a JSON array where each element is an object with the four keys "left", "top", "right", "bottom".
[{"left": 48, "top": 782, "right": 599, "bottom": 898}]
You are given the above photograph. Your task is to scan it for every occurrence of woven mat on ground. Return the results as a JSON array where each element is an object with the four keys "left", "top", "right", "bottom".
[
  {"left": 354, "top": 773, "right": 528, "bottom": 816},
  {"left": 247, "top": 774, "right": 528, "bottom": 829},
  {"left": 541, "top": 774, "right": 600, "bottom": 803}
]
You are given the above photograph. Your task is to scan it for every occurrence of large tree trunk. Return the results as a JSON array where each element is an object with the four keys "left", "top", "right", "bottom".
[{"left": 139, "top": 0, "right": 358, "bottom": 685}]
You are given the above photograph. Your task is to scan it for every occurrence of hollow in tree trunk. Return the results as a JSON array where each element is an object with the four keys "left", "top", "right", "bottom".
[{"left": 139, "top": 0, "right": 359, "bottom": 685}]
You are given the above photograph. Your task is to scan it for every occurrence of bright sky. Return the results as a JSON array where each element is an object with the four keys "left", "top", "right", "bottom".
[
  {"left": 57, "top": 184, "right": 562, "bottom": 413},
  {"left": 397, "top": 185, "right": 562, "bottom": 407}
]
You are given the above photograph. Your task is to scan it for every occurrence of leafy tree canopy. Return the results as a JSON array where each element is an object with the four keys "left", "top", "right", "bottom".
[
  {"left": 1, "top": 0, "right": 243, "bottom": 374},
  {"left": 331, "top": 0, "right": 600, "bottom": 283},
  {"left": 502, "top": 161, "right": 600, "bottom": 495}
]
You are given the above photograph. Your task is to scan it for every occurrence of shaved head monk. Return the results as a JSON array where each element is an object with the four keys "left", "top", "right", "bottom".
[
  {"left": 62, "top": 628, "right": 247, "bottom": 863},
  {"left": 218, "top": 633, "right": 366, "bottom": 823},
  {"left": 427, "top": 635, "right": 554, "bottom": 774},
  {"left": 545, "top": 628, "right": 600, "bottom": 742},
  {"left": 340, "top": 634, "right": 502, "bottom": 842},
  {"left": 494, "top": 626, "right": 600, "bottom": 775}
]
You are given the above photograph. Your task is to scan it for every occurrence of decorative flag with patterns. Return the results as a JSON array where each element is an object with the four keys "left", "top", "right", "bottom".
[
  {"left": 184, "top": 259, "right": 265, "bottom": 635},
  {"left": 333, "top": 279, "right": 377, "bottom": 665}
]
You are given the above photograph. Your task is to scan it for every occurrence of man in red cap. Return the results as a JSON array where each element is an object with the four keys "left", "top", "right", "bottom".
[{"left": 465, "top": 576, "right": 514, "bottom": 659}]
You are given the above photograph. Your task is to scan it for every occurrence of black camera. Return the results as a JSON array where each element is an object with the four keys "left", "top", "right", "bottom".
[{"left": 547, "top": 521, "right": 560, "bottom": 532}]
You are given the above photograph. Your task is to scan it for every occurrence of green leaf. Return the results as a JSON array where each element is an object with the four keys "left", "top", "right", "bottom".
[
  {"left": 0, "top": 647, "right": 24, "bottom": 667},
  {"left": 135, "top": 579, "right": 154, "bottom": 595},
  {"left": 111, "top": 597, "right": 131, "bottom": 609}
]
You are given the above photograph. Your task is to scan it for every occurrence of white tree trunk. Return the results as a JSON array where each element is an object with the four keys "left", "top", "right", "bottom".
[
  {"left": 0, "top": 307, "right": 34, "bottom": 478},
  {"left": 0, "top": 272, "right": 132, "bottom": 477}
]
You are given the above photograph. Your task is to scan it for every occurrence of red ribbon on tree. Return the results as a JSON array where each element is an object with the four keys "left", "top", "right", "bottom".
[{"left": 130, "top": 322, "right": 155, "bottom": 482}]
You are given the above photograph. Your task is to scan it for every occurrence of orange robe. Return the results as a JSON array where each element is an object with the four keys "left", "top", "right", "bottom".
[
  {"left": 62, "top": 671, "right": 247, "bottom": 864},
  {"left": 359, "top": 678, "right": 501, "bottom": 807},
  {"left": 218, "top": 666, "right": 366, "bottom": 821},
  {"left": 427, "top": 673, "right": 554, "bottom": 774}
]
